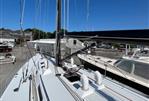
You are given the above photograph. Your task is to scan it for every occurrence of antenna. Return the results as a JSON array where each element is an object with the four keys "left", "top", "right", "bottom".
[{"left": 55, "top": 0, "right": 61, "bottom": 66}]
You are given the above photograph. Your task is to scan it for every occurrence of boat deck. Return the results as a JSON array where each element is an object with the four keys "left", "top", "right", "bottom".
[{"left": 1, "top": 53, "right": 148, "bottom": 101}]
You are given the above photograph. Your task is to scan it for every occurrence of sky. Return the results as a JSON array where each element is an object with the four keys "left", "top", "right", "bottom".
[{"left": 0, "top": 0, "right": 149, "bottom": 32}]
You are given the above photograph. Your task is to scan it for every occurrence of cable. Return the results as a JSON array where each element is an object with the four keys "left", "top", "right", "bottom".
[
  {"left": 38, "top": 0, "right": 42, "bottom": 39},
  {"left": 33, "top": 0, "right": 39, "bottom": 40},
  {"left": 86, "top": 0, "right": 90, "bottom": 31},
  {"left": 0, "top": 0, "right": 3, "bottom": 29},
  {"left": 74, "top": 0, "right": 77, "bottom": 19},
  {"left": 44, "top": 0, "right": 48, "bottom": 37},
  {"left": 20, "top": 0, "right": 26, "bottom": 80},
  {"left": 63, "top": 0, "right": 66, "bottom": 36},
  {"left": 19, "top": 0, "right": 38, "bottom": 70},
  {"left": 86, "top": 0, "right": 90, "bottom": 26},
  {"left": 20, "top": 0, "right": 26, "bottom": 28},
  {"left": 67, "top": 0, "right": 70, "bottom": 30}
]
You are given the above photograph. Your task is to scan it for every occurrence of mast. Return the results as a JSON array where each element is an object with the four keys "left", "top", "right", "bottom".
[{"left": 55, "top": 0, "right": 61, "bottom": 66}]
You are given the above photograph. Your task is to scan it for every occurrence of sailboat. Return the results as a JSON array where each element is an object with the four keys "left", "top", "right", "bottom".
[{"left": 0, "top": 0, "right": 149, "bottom": 101}]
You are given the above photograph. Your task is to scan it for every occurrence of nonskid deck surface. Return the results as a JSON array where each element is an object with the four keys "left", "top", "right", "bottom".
[
  {"left": 77, "top": 68, "right": 149, "bottom": 101},
  {"left": 1, "top": 53, "right": 149, "bottom": 101},
  {"left": 0, "top": 54, "right": 76, "bottom": 101}
]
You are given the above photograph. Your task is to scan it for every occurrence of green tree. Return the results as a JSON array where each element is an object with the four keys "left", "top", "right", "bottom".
[
  {"left": 47, "top": 32, "right": 55, "bottom": 38},
  {"left": 53, "top": 29, "right": 68, "bottom": 38},
  {"left": 24, "top": 28, "right": 49, "bottom": 40},
  {"left": 24, "top": 28, "right": 68, "bottom": 40}
]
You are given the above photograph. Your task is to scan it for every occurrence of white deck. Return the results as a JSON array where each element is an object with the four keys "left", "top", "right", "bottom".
[
  {"left": 0, "top": 54, "right": 76, "bottom": 101},
  {"left": 1, "top": 53, "right": 149, "bottom": 101},
  {"left": 0, "top": 62, "right": 29, "bottom": 101},
  {"left": 78, "top": 69, "right": 148, "bottom": 101}
]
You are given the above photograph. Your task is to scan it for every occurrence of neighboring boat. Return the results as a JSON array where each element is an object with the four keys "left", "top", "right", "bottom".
[
  {"left": 0, "top": 54, "right": 16, "bottom": 64},
  {"left": 78, "top": 48, "right": 149, "bottom": 94},
  {"left": 0, "top": 43, "right": 13, "bottom": 52}
]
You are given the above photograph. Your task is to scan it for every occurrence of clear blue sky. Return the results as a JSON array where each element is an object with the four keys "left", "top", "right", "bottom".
[{"left": 0, "top": 0, "right": 149, "bottom": 32}]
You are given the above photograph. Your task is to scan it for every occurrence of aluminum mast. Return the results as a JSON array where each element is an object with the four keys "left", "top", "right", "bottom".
[{"left": 55, "top": 0, "right": 61, "bottom": 66}]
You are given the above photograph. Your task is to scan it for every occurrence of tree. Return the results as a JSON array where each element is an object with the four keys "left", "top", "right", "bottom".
[
  {"left": 0, "top": 28, "right": 5, "bottom": 30},
  {"left": 53, "top": 29, "right": 68, "bottom": 38},
  {"left": 25, "top": 28, "right": 49, "bottom": 40},
  {"left": 23, "top": 28, "right": 68, "bottom": 40},
  {"left": 47, "top": 32, "right": 55, "bottom": 38}
]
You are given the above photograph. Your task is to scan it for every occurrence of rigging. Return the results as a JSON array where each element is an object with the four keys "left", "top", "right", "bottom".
[
  {"left": 86, "top": 0, "right": 90, "bottom": 30},
  {"left": 67, "top": 0, "right": 70, "bottom": 30}
]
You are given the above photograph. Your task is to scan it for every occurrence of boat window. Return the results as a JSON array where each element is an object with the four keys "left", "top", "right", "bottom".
[
  {"left": 116, "top": 59, "right": 133, "bottom": 73},
  {"left": 114, "top": 59, "right": 122, "bottom": 65},
  {"left": 134, "top": 62, "right": 149, "bottom": 79}
]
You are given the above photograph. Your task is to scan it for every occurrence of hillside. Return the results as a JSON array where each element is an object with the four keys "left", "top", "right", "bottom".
[{"left": 0, "top": 28, "right": 32, "bottom": 39}]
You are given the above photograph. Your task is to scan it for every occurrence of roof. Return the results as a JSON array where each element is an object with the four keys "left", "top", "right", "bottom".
[
  {"left": 66, "top": 29, "right": 149, "bottom": 45},
  {"left": 0, "top": 38, "right": 15, "bottom": 42},
  {"left": 67, "top": 29, "right": 149, "bottom": 38},
  {"left": 30, "top": 39, "right": 66, "bottom": 44}
]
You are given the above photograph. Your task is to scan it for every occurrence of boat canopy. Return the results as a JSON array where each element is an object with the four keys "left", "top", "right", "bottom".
[{"left": 114, "top": 59, "right": 149, "bottom": 80}]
